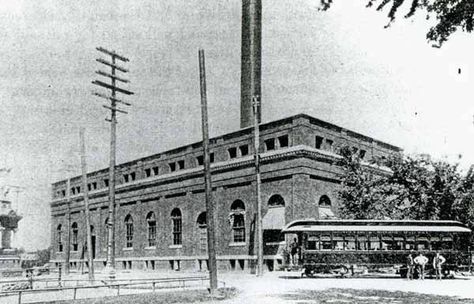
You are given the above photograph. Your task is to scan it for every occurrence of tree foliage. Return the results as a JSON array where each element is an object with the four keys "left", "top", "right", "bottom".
[
  {"left": 320, "top": 0, "right": 474, "bottom": 47},
  {"left": 337, "top": 148, "right": 474, "bottom": 228}
]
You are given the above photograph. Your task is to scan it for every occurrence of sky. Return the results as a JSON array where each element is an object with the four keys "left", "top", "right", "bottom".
[{"left": 0, "top": 0, "right": 474, "bottom": 251}]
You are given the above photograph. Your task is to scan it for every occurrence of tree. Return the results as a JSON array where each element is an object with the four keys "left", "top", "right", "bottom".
[
  {"left": 320, "top": 0, "right": 474, "bottom": 47},
  {"left": 337, "top": 148, "right": 472, "bottom": 223}
]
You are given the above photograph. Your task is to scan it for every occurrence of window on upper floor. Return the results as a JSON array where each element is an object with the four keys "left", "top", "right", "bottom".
[
  {"left": 123, "top": 174, "right": 129, "bottom": 183},
  {"left": 325, "top": 139, "right": 334, "bottom": 151},
  {"left": 228, "top": 147, "right": 237, "bottom": 159},
  {"left": 92, "top": 182, "right": 97, "bottom": 190},
  {"left": 196, "top": 155, "right": 204, "bottom": 166},
  {"left": 315, "top": 136, "right": 324, "bottom": 149},
  {"left": 265, "top": 138, "right": 275, "bottom": 151},
  {"left": 145, "top": 168, "right": 152, "bottom": 177},
  {"left": 130, "top": 172, "right": 136, "bottom": 181},
  {"left": 178, "top": 160, "right": 185, "bottom": 170},
  {"left": 278, "top": 135, "right": 289, "bottom": 148},
  {"left": 153, "top": 166, "right": 159, "bottom": 175},
  {"left": 169, "top": 162, "right": 176, "bottom": 172},
  {"left": 104, "top": 179, "right": 109, "bottom": 187},
  {"left": 61, "top": 190, "right": 66, "bottom": 197},
  {"left": 359, "top": 149, "right": 367, "bottom": 159},
  {"left": 210, "top": 153, "right": 215, "bottom": 163},
  {"left": 239, "top": 145, "right": 249, "bottom": 156},
  {"left": 71, "top": 188, "right": 76, "bottom": 195}
]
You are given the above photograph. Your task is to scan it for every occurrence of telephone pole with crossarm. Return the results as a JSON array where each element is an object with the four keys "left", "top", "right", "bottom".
[{"left": 92, "top": 47, "right": 133, "bottom": 279}]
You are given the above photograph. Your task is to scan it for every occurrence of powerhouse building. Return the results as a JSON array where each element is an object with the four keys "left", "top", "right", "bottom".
[{"left": 50, "top": 114, "right": 401, "bottom": 272}]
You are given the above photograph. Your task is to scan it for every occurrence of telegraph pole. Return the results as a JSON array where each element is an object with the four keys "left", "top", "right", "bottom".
[
  {"left": 198, "top": 49, "right": 218, "bottom": 293},
  {"left": 252, "top": 95, "right": 263, "bottom": 277},
  {"left": 79, "top": 128, "right": 94, "bottom": 281},
  {"left": 92, "top": 47, "right": 133, "bottom": 278}
]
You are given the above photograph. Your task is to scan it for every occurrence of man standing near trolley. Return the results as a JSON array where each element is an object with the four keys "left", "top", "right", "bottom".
[
  {"left": 433, "top": 252, "right": 446, "bottom": 280},
  {"left": 414, "top": 252, "right": 428, "bottom": 280},
  {"left": 406, "top": 251, "right": 415, "bottom": 280}
]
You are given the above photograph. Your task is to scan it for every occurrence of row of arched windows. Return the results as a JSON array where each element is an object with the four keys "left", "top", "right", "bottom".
[{"left": 56, "top": 194, "right": 330, "bottom": 252}]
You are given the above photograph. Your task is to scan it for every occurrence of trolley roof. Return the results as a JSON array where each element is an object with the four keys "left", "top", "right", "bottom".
[{"left": 281, "top": 219, "right": 471, "bottom": 234}]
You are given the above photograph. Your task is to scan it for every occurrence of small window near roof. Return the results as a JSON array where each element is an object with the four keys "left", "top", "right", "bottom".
[
  {"left": 228, "top": 147, "right": 237, "bottom": 159},
  {"left": 169, "top": 162, "right": 176, "bottom": 172},
  {"left": 239, "top": 145, "right": 249, "bottom": 156},
  {"left": 123, "top": 174, "right": 129, "bottom": 183},
  {"left": 130, "top": 172, "right": 136, "bottom": 181},
  {"left": 210, "top": 153, "right": 215, "bottom": 163},
  {"left": 145, "top": 168, "right": 151, "bottom": 177},
  {"left": 178, "top": 160, "right": 185, "bottom": 170},
  {"left": 315, "top": 136, "right": 323, "bottom": 149},
  {"left": 153, "top": 166, "right": 159, "bottom": 175},
  {"left": 104, "top": 179, "right": 109, "bottom": 187},
  {"left": 359, "top": 150, "right": 366, "bottom": 159},
  {"left": 278, "top": 135, "right": 289, "bottom": 148},
  {"left": 326, "top": 139, "right": 333, "bottom": 150},
  {"left": 265, "top": 138, "right": 275, "bottom": 151},
  {"left": 197, "top": 155, "right": 204, "bottom": 166}
]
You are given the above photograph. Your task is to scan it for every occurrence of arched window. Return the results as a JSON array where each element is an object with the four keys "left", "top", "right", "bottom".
[
  {"left": 57, "top": 224, "right": 63, "bottom": 252},
  {"left": 230, "top": 200, "right": 246, "bottom": 243},
  {"left": 125, "top": 214, "right": 133, "bottom": 248},
  {"left": 71, "top": 222, "right": 78, "bottom": 251},
  {"left": 171, "top": 208, "right": 182, "bottom": 245},
  {"left": 196, "top": 212, "right": 207, "bottom": 228},
  {"left": 196, "top": 212, "right": 207, "bottom": 252},
  {"left": 319, "top": 195, "right": 331, "bottom": 207},
  {"left": 147, "top": 212, "right": 157, "bottom": 247},
  {"left": 268, "top": 194, "right": 285, "bottom": 207}
]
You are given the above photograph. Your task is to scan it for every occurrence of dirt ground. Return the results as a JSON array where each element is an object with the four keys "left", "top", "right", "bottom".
[{"left": 3, "top": 270, "right": 474, "bottom": 303}]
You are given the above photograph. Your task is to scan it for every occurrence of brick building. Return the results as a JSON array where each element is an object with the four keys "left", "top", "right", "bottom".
[
  {"left": 50, "top": 0, "right": 402, "bottom": 272},
  {"left": 50, "top": 113, "right": 401, "bottom": 272}
]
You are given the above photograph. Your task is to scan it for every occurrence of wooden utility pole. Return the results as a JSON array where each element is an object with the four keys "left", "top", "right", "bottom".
[
  {"left": 198, "top": 49, "right": 218, "bottom": 293},
  {"left": 252, "top": 95, "right": 263, "bottom": 277},
  {"left": 80, "top": 128, "right": 94, "bottom": 281},
  {"left": 92, "top": 47, "right": 133, "bottom": 278},
  {"left": 65, "top": 178, "right": 71, "bottom": 276}
]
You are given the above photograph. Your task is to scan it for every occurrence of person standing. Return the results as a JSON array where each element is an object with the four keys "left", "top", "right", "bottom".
[
  {"left": 406, "top": 252, "right": 415, "bottom": 280},
  {"left": 414, "top": 252, "right": 428, "bottom": 280},
  {"left": 433, "top": 252, "right": 446, "bottom": 280},
  {"left": 290, "top": 238, "right": 299, "bottom": 266}
]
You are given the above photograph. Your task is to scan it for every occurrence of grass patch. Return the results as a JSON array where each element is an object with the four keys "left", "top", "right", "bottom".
[
  {"left": 35, "top": 287, "right": 238, "bottom": 304},
  {"left": 280, "top": 288, "right": 472, "bottom": 304}
]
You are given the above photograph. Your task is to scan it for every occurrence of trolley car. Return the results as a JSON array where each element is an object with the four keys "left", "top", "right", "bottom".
[{"left": 281, "top": 219, "right": 472, "bottom": 278}]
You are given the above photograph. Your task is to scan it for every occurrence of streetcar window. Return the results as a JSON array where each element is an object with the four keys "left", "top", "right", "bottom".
[
  {"left": 307, "top": 235, "right": 318, "bottom": 250},
  {"left": 357, "top": 236, "right": 368, "bottom": 251},
  {"left": 417, "top": 236, "right": 430, "bottom": 251},
  {"left": 405, "top": 236, "right": 415, "bottom": 250},
  {"left": 333, "top": 236, "right": 344, "bottom": 251},
  {"left": 369, "top": 236, "right": 380, "bottom": 250},
  {"left": 344, "top": 236, "right": 356, "bottom": 251},
  {"left": 381, "top": 235, "right": 392, "bottom": 250},
  {"left": 393, "top": 236, "right": 404, "bottom": 250},
  {"left": 321, "top": 235, "right": 332, "bottom": 250}
]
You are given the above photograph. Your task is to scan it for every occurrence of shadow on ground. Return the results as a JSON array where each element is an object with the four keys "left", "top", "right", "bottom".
[{"left": 279, "top": 288, "right": 472, "bottom": 304}]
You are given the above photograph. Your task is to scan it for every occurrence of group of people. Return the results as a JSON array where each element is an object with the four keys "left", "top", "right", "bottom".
[{"left": 406, "top": 251, "right": 446, "bottom": 280}]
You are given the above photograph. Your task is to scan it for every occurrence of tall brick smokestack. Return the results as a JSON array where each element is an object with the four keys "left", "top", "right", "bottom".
[{"left": 240, "top": 0, "right": 262, "bottom": 128}]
